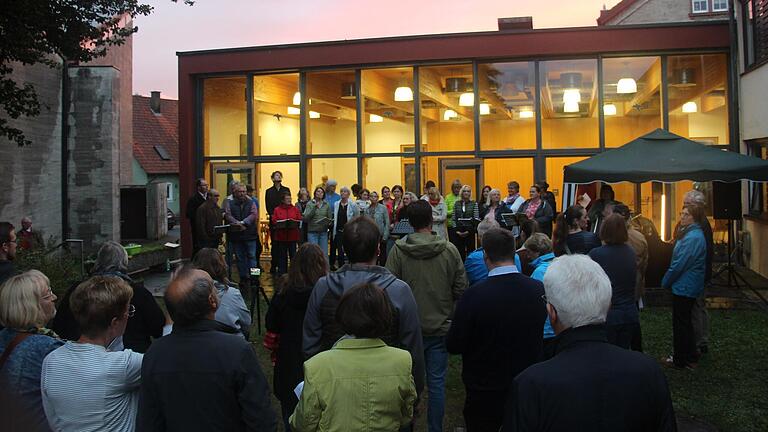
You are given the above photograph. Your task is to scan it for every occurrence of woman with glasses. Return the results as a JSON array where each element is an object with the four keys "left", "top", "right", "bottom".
[
  {"left": 52, "top": 241, "right": 166, "bottom": 353},
  {"left": 42, "top": 276, "right": 143, "bottom": 431},
  {"left": 0, "top": 270, "right": 63, "bottom": 431}
]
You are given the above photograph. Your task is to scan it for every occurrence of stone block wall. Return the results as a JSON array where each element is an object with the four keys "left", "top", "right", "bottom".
[
  {"left": 0, "top": 60, "right": 64, "bottom": 243},
  {"left": 67, "top": 66, "right": 121, "bottom": 250}
]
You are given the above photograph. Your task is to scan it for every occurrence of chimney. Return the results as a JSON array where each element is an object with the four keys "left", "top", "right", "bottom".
[
  {"left": 150, "top": 91, "right": 161, "bottom": 113},
  {"left": 497, "top": 17, "right": 533, "bottom": 32}
]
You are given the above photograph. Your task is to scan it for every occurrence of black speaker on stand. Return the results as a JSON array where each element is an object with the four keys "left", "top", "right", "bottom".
[{"left": 711, "top": 182, "right": 751, "bottom": 289}]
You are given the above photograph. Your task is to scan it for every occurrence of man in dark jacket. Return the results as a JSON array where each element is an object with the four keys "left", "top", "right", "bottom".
[
  {"left": 225, "top": 184, "right": 260, "bottom": 286},
  {"left": 195, "top": 189, "right": 224, "bottom": 250},
  {"left": 303, "top": 216, "right": 425, "bottom": 399},
  {"left": 386, "top": 200, "right": 468, "bottom": 432},
  {"left": 0, "top": 222, "right": 17, "bottom": 286},
  {"left": 503, "top": 254, "right": 675, "bottom": 432},
  {"left": 448, "top": 228, "right": 546, "bottom": 432},
  {"left": 138, "top": 267, "right": 276, "bottom": 431},
  {"left": 185, "top": 178, "right": 209, "bottom": 253}
]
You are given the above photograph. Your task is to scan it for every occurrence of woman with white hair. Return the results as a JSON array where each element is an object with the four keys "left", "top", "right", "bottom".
[
  {"left": 453, "top": 185, "right": 480, "bottom": 261},
  {"left": 331, "top": 186, "right": 360, "bottom": 269},
  {"left": 425, "top": 187, "right": 448, "bottom": 239},
  {"left": 0, "top": 270, "right": 62, "bottom": 431},
  {"left": 52, "top": 241, "right": 166, "bottom": 352}
]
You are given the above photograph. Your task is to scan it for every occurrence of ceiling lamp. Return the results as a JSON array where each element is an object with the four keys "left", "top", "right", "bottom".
[
  {"left": 394, "top": 86, "right": 413, "bottom": 102},
  {"left": 309, "top": 110, "right": 320, "bottom": 119},
  {"left": 479, "top": 103, "right": 491, "bottom": 115},
  {"left": 445, "top": 77, "right": 467, "bottom": 93},
  {"left": 682, "top": 101, "right": 698, "bottom": 113},
  {"left": 369, "top": 113, "right": 384, "bottom": 123},
  {"left": 671, "top": 68, "right": 696, "bottom": 87},
  {"left": 459, "top": 92, "right": 474, "bottom": 107},
  {"left": 519, "top": 108, "right": 534, "bottom": 119},
  {"left": 563, "top": 88, "right": 581, "bottom": 104},
  {"left": 603, "top": 103, "right": 617, "bottom": 116},
  {"left": 340, "top": 82, "right": 357, "bottom": 100},
  {"left": 287, "top": 106, "right": 300, "bottom": 115},
  {"left": 292, "top": 91, "right": 301, "bottom": 106},
  {"left": 443, "top": 109, "right": 458, "bottom": 121},
  {"left": 563, "top": 100, "right": 580, "bottom": 113},
  {"left": 616, "top": 77, "right": 637, "bottom": 94}
]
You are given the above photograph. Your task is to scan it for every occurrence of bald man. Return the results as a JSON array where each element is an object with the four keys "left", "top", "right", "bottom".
[
  {"left": 17, "top": 216, "right": 43, "bottom": 250},
  {"left": 138, "top": 267, "right": 276, "bottom": 431}
]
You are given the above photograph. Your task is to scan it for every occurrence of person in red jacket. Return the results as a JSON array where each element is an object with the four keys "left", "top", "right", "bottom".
[{"left": 271, "top": 192, "right": 302, "bottom": 275}]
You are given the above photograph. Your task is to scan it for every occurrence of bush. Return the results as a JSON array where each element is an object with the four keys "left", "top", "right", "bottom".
[{"left": 14, "top": 238, "right": 86, "bottom": 296}]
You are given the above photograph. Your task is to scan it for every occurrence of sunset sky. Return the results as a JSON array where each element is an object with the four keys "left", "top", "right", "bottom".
[{"left": 133, "top": 0, "right": 621, "bottom": 99}]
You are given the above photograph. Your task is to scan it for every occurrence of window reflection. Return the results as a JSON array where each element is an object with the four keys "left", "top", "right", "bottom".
[
  {"left": 540, "top": 60, "right": 599, "bottom": 149},
  {"left": 478, "top": 62, "right": 536, "bottom": 150}
]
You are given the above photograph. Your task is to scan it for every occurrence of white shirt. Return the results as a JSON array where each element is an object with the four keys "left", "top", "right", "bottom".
[
  {"left": 42, "top": 342, "right": 143, "bottom": 432},
  {"left": 488, "top": 265, "right": 519, "bottom": 277}
]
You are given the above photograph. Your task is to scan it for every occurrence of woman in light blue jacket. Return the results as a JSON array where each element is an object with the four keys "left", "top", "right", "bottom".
[
  {"left": 662, "top": 205, "right": 706, "bottom": 369},
  {"left": 331, "top": 187, "right": 361, "bottom": 268}
]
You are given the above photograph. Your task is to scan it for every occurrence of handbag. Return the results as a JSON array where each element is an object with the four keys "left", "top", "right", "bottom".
[{"left": 0, "top": 332, "right": 31, "bottom": 370}]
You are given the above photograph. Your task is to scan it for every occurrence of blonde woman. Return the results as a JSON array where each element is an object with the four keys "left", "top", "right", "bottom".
[
  {"left": 425, "top": 187, "right": 448, "bottom": 239},
  {"left": 480, "top": 188, "right": 503, "bottom": 224},
  {"left": 0, "top": 270, "right": 63, "bottom": 431}
]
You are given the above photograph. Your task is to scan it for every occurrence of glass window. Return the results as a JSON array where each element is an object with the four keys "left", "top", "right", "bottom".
[
  {"left": 420, "top": 64, "right": 475, "bottom": 152},
  {"left": 361, "top": 67, "right": 416, "bottom": 154},
  {"left": 692, "top": 0, "right": 708, "bottom": 12},
  {"left": 252, "top": 73, "right": 300, "bottom": 156},
  {"left": 483, "top": 158, "right": 534, "bottom": 200},
  {"left": 257, "top": 163, "right": 300, "bottom": 220},
  {"left": 603, "top": 57, "right": 662, "bottom": 148},
  {"left": 307, "top": 70, "right": 358, "bottom": 155},
  {"left": 667, "top": 54, "right": 729, "bottom": 145},
  {"left": 712, "top": 0, "right": 728, "bottom": 11},
  {"left": 546, "top": 156, "right": 589, "bottom": 211},
  {"left": 203, "top": 77, "right": 247, "bottom": 157},
  {"left": 540, "top": 59, "right": 599, "bottom": 149},
  {"left": 308, "top": 158, "right": 357, "bottom": 194},
  {"left": 363, "top": 157, "right": 408, "bottom": 195},
  {"left": 478, "top": 62, "right": 536, "bottom": 150},
  {"left": 421, "top": 155, "right": 477, "bottom": 197}
]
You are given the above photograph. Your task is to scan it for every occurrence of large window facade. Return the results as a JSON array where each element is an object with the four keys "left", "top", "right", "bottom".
[{"left": 199, "top": 52, "right": 731, "bottom": 223}]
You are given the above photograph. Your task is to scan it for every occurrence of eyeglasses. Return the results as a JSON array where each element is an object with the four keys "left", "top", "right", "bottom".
[
  {"left": 41, "top": 288, "right": 55, "bottom": 300},
  {"left": 127, "top": 304, "right": 136, "bottom": 318}
]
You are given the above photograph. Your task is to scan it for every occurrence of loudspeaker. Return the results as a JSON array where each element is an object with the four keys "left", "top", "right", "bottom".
[{"left": 712, "top": 182, "right": 741, "bottom": 220}]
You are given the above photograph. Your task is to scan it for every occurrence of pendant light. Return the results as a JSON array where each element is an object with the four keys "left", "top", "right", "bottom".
[
  {"left": 616, "top": 77, "right": 637, "bottom": 94},
  {"left": 603, "top": 103, "right": 617, "bottom": 116},
  {"left": 443, "top": 109, "right": 458, "bottom": 121},
  {"left": 309, "top": 111, "right": 320, "bottom": 119},
  {"left": 563, "top": 89, "right": 581, "bottom": 104},
  {"left": 682, "top": 101, "right": 698, "bottom": 113},
  {"left": 459, "top": 92, "right": 474, "bottom": 107},
  {"left": 563, "top": 100, "right": 580, "bottom": 113},
  {"left": 394, "top": 73, "right": 413, "bottom": 102},
  {"left": 369, "top": 114, "right": 384, "bottom": 123},
  {"left": 519, "top": 108, "right": 534, "bottom": 119},
  {"left": 292, "top": 91, "right": 301, "bottom": 106},
  {"left": 479, "top": 103, "right": 491, "bottom": 115},
  {"left": 287, "top": 106, "right": 300, "bottom": 115}
]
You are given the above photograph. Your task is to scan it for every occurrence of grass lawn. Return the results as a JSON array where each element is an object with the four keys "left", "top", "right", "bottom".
[{"left": 246, "top": 304, "right": 767, "bottom": 432}]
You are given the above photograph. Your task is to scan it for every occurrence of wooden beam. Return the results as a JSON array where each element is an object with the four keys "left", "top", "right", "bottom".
[
  {"left": 620, "top": 58, "right": 662, "bottom": 116},
  {"left": 361, "top": 70, "right": 439, "bottom": 122},
  {"left": 417, "top": 67, "right": 473, "bottom": 120},
  {"left": 667, "top": 56, "right": 727, "bottom": 112}
]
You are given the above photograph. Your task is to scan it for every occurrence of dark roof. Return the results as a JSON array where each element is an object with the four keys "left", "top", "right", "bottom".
[
  {"left": 564, "top": 129, "right": 768, "bottom": 184},
  {"left": 597, "top": 0, "right": 641, "bottom": 26},
  {"left": 133, "top": 95, "right": 179, "bottom": 175}
]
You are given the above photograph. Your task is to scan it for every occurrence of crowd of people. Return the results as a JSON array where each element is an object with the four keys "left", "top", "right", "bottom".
[{"left": 0, "top": 176, "right": 714, "bottom": 431}]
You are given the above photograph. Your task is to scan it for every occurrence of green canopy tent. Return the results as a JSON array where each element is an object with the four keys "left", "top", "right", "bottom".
[{"left": 563, "top": 129, "right": 768, "bottom": 185}]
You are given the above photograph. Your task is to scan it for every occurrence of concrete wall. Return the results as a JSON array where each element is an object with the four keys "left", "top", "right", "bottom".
[
  {"left": 0, "top": 61, "right": 64, "bottom": 242},
  {"left": 130, "top": 160, "right": 180, "bottom": 214},
  {"left": 605, "top": 0, "right": 726, "bottom": 25},
  {"left": 67, "top": 66, "right": 121, "bottom": 249}
]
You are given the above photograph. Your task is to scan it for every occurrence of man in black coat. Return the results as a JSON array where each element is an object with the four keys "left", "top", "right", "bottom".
[
  {"left": 138, "top": 267, "right": 276, "bottom": 431},
  {"left": 503, "top": 254, "right": 676, "bottom": 432},
  {"left": 447, "top": 228, "right": 546, "bottom": 432},
  {"left": 185, "top": 178, "right": 209, "bottom": 255},
  {"left": 0, "top": 222, "right": 17, "bottom": 287}
]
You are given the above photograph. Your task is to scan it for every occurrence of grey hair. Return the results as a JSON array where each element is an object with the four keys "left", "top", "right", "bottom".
[
  {"left": 486, "top": 188, "right": 501, "bottom": 207},
  {"left": 340, "top": 186, "right": 351, "bottom": 194},
  {"left": 403, "top": 192, "right": 418, "bottom": 201},
  {"left": 476, "top": 218, "right": 499, "bottom": 239},
  {"left": 327, "top": 179, "right": 338, "bottom": 186},
  {"left": 21, "top": 216, "right": 32, "bottom": 224},
  {"left": 91, "top": 241, "right": 129, "bottom": 275},
  {"left": 684, "top": 189, "right": 706, "bottom": 206},
  {"left": 165, "top": 266, "right": 217, "bottom": 326},
  {"left": 543, "top": 255, "right": 612, "bottom": 329}
]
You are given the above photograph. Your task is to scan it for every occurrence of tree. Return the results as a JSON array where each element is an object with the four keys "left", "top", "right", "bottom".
[{"left": 0, "top": 0, "right": 193, "bottom": 146}]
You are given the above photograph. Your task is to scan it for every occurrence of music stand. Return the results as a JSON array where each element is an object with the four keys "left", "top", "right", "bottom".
[
  {"left": 391, "top": 219, "right": 415, "bottom": 236},
  {"left": 712, "top": 219, "right": 751, "bottom": 290},
  {"left": 247, "top": 269, "right": 271, "bottom": 335},
  {"left": 501, "top": 213, "right": 527, "bottom": 238}
]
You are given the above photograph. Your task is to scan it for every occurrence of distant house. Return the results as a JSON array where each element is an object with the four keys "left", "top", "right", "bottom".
[
  {"left": 132, "top": 92, "right": 180, "bottom": 214},
  {"left": 597, "top": 0, "right": 729, "bottom": 26}
]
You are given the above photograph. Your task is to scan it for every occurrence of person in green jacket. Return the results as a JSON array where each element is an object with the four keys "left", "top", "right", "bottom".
[
  {"left": 386, "top": 199, "right": 467, "bottom": 432},
  {"left": 303, "top": 187, "right": 333, "bottom": 256},
  {"left": 290, "top": 282, "right": 417, "bottom": 432}
]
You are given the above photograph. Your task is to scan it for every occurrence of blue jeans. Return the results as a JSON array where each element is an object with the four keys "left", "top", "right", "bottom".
[
  {"left": 231, "top": 240, "right": 258, "bottom": 280},
  {"left": 423, "top": 336, "right": 448, "bottom": 432},
  {"left": 307, "top": 231, "right": 329, "bottom": 256}
]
